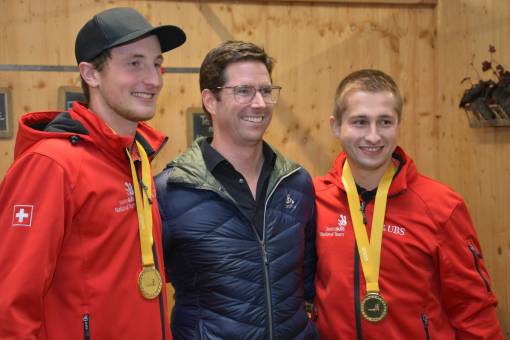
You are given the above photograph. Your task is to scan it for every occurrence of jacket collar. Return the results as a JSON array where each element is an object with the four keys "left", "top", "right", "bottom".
[
  {"left": 323, "top": 146, "right": 418, "bottom": 196},
  {"left": 167, "top": 137, "right": 301, "bottom": 192}
]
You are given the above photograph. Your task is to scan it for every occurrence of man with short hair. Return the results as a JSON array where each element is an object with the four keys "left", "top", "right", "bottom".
[
  {"left": 313, "top": 69, "right": 504, "bottom": 339},
  {"left": 0, "top": 7, "right": 185, "bottom": 339},
  {"left": 156, "top": 40, "right": 319, "bottom": 340}
]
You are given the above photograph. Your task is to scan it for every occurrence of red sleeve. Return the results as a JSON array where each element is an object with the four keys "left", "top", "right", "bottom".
[
  {"left": 437, "top": 201, "right": 504, "bottom": 339},
  {"left": 0, "top": 153, "right": 70, "bottom": 338}
]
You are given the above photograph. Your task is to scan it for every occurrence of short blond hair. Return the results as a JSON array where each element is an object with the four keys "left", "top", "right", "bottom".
[{"left": 333, "top": 69, "right": 402, "bottom": 123}]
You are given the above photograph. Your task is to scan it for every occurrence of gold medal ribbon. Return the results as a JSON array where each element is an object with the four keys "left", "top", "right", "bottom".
[
  {"left": 126, "top": 141, "right": 155, "bottom": 268},
  {"left": 342, "top": 160, "right": 396, "bottom": 293},
  {"left": 126, "top": 141, "right": 162, "bottom": 299}
]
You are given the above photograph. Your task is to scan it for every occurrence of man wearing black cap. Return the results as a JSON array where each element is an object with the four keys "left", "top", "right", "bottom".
[{"left": 0, "top": 7, "right": 185, "bottom": 339}]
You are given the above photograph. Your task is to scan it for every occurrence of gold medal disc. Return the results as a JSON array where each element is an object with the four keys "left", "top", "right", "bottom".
[
  {"left": 138, "top": 267, "right": 162, "bottom": 299},
  {"left": 361, "top": 293, "right": 388, "bottom": 322}
]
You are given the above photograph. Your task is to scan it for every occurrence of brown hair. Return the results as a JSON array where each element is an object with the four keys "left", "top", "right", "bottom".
[
  {"left": 80, "top": 49, "right": 111, "bottom": 105},
  {"left": 333, "top": 69, "right": 402, "bottom": 123},
  {"left": 199, "top": 41, "right": 274, "bottom": 119}
]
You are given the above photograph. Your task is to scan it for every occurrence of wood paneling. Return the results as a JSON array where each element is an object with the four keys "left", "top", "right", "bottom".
[
  {"left": 0, "top": 0, "right": 508, "bottom": 335},
  {"left": 437, "top": 0, "right": 510, "bottom": 336}
]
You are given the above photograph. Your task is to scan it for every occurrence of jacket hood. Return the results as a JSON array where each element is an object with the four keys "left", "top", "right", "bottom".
[
  {"left": 317, "top": 146, "right": 418, "bottom": 196},
  {"left": 14, "top": 102, "right": 167, "bottom": 161}
]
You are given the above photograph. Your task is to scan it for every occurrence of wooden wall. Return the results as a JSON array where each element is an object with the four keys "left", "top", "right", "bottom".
[
  {"left": 437, "top": 0, "right": 510, "bottom": 336},
  {"left": 0, "top": 0, "right": 508, "bottom": 336}
]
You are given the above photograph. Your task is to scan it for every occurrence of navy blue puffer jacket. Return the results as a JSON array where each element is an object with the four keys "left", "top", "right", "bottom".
[{"left": 155, "top": 139, "right": 318, "bottom": 340}]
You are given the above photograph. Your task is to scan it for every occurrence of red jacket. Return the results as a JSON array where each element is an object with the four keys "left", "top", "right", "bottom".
[
  {"left": 0, "top": 102, "right": 171, "bottom": 340},
  {"left": 313, "top": 147, "right": 503, "bottom": 339}
]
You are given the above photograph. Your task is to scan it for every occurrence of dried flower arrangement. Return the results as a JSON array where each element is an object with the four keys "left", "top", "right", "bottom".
[{"left": 459, "top": 45, "right": 510, "bottom": 127}]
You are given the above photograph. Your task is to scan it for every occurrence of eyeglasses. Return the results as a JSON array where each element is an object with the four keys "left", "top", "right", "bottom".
[{"left": 216, "top": 85, "right": 282, "bottom": 104}]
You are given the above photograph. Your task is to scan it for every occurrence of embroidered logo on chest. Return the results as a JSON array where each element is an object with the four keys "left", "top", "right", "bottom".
[
  {"left": 114, "top": 181, "right": 136, "bottom": 213},
  {"left": 383, "top": 224, "right": 406, "bottom": 236},
  {"left": 319, "top": 213, "right": 406, "bottom": 238},
  {"left": 284, "top": 193, "right": 296, "bottom": 209},
  {"left": 319, "top": 213, "right": 347, "bottom": 237}
]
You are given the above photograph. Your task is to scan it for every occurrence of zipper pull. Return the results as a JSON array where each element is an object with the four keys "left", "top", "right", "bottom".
[
  {"left": 421, "top": 313, "right": 429, "bottom": 328},
  {"left": 360, "top": 201, "right": 368, "bottom": 225},
  {"left": 261, "top": 243, "right": 269, "bottom": 265},
  {"left": 468, "top": 243, "right": 483, "bottom": 258},
  {"left": 83, "top": 314, "right": 90, "bottom": 340},
  {"left": 421, "top": 314, "right": 430, "bottom": 340}
]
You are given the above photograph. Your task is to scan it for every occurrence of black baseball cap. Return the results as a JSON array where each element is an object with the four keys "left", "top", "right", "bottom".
[{"left": 75, "top": 7, "right": 186, "bottom": 63}]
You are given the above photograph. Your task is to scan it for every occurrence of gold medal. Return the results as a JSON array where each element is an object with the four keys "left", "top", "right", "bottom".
[
  {"left": 343, "top": 161, "right": 396, "bottom": 324},
  {"left": 138, "top": 266, "right": 162, "bottom": 299},
  {"left": 361, "top": 293, "right": 388, "bottom": 322},
  {"left": 128, "top": 142, "right": 162, "bottom": 300}
]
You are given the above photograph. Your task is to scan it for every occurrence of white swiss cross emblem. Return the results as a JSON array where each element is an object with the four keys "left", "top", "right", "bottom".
[{"left": 12, "top": 205, "right": 34, "bottom": 227}]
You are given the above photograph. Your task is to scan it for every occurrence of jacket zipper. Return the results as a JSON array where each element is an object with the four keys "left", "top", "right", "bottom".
[
  {"left": 354, "top": 200, "right": 368, "bottom": 340},
  {"left": 354, "top": 246, "right": 363, "bottom": 340},
  {"left": 260, "top": 167, "right": 301, "bottom": 340},
  {"left": 83, "top": 314, "right": 90, "bottom": 340},
  {"left": 421, "top": 313, "right": 430, "bottom": 340},
  {"left": 468, "top": 243, "right": 491, "bottom": 292},
  {"left": 188, "top": 162, "right": 301, "bottom": 340},
  {"left": 153, "top": 244, "right": 167, "bottom": 340},
  {"left": 213, "top": 186, "right": 268, "bottom": 322},
  {"left": 260, "top": 238, "right": 273, "bottom": 340}
]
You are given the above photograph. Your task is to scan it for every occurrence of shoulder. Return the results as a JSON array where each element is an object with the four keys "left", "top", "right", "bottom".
[
  {"left": 410, "top": 173, "right": 463, "bottom": 202},
  {"left": 277, "top": 160, "right": 313, "bottom": 193},
  {"left": 312, "top": 174, "right": 337, "bottom": 193},
  {"left": 407, "top": 173, "right": 465, "bottom": 224},
  {"left": 32, "top": 136, "right": 82, "bottom": 154},
  {"left": 16, "top": 137, "right": 86, "bottom": 174},
  {"left": 154, "top": 166, "right": 179, "bottom": 203},
  {"left": 155, "top": 166, "right": 172, "bottom": 190},
  {"left": 291, "top": 166, "right": 313, "bottom": 184},
  {"left": 2, "top": 143, "right": 79, "bottom": 202},
  {"left": 155, "top": 144, "right": 211, "bottom": 194}
]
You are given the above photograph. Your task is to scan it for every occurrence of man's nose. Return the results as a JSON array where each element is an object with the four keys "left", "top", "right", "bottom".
[
  {"left": 250, "top": 90, "right": 268, "bottom": 108},
  {"left": 365, "top": 123, "right": 381, "bottom": 143}
]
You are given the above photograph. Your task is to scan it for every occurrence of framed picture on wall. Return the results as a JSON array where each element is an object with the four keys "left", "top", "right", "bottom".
[
  {"left": 0, "top": 88, "right": 13, "bottom": 139},
  {"left": 58, "top": 86, "right": 85, "bottom": 111},
  {"left": 187, "top": 108, "right": 213, "bottom": 145}
]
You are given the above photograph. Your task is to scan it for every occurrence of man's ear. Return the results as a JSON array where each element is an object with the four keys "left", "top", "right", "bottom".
[
  {"left": 78, "top": 62, "right": 100, "bottom": 88},
  {"left": 329, "top": 115, "right": 341, "bottom": 139},
  {"left": 202, "top": 89, "right": 218, "bottom": 117}
]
